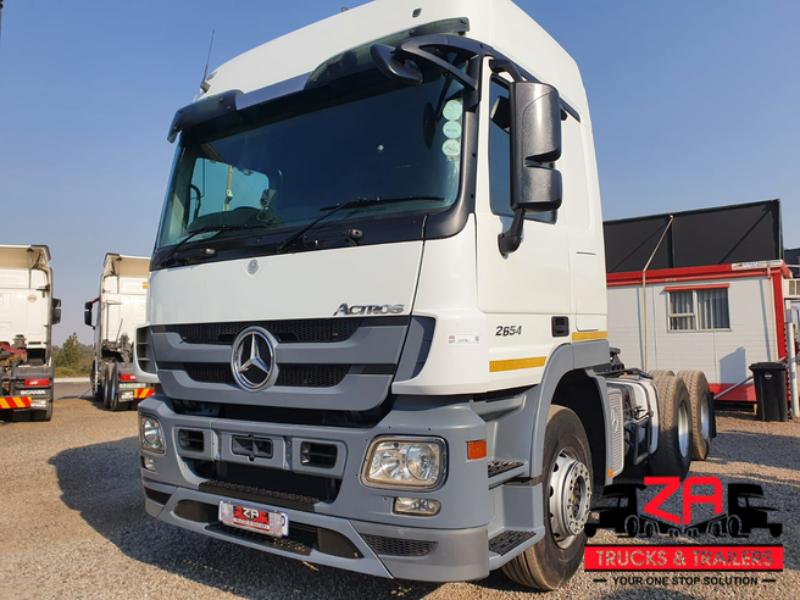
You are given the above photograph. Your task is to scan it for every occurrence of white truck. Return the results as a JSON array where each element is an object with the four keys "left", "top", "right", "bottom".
[
  {"left": 137, "top": 0, "right": 715, "bottom": 590},
  {"left": 84, "top": 254, "right": 156, "bottom": 411},
  {"left": 0, "top": 245, "right": 61, "bottom": 421}
]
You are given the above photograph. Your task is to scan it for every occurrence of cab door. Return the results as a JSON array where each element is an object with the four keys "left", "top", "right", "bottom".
[{"left": 475, "top": 69, "right": 572, "bottom": 374}]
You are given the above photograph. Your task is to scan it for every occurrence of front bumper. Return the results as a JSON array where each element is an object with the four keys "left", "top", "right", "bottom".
[
  {"left": 143, "top": 480, "right": 488, "bottom": 581},
  {"left": 138, "top": 395, "right": 544, "bottom": 582}
]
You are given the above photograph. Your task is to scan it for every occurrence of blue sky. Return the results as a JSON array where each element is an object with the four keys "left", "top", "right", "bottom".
[{"left": 1, "top": 0, "right": 797, "bottom": 344}]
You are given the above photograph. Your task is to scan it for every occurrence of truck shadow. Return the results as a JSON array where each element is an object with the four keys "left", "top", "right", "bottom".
[{"left": 49, "top": 437, "right": 437, "bottom": 600}]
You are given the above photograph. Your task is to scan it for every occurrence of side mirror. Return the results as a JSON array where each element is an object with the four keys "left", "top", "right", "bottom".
[
  {"left": 84, "top": 301, "right": 95, "bottom": 329},
  {"left": 51, "top": 298, "right": 62, "bottom": 325},
  {"left": 499, "top": 81, "right": 564, "bottom": 256}
]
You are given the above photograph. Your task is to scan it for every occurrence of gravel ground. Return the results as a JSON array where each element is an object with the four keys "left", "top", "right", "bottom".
[{"left": 1, "top": 384, "right": 798, "bottom": 599}]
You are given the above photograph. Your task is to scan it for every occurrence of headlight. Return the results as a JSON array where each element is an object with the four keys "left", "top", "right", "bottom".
[
  {"left": 362, "top": 437, "right": 445, "bottom": 489},
  {"left": 139, "top": 415, "right": 165, "bottom": 454}
]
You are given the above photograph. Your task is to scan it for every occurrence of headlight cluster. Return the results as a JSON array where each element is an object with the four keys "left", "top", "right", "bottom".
[
  {"left": 362, "top": 437, "right": 445, "bottom": 489},
  {"left": 139, "top": 415, "right": 165, "bottom": 454}
]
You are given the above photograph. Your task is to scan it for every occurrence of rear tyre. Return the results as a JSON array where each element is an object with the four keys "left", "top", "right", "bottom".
[
  {"left": 31, "top": 398, "right": 53, "bottom": 422},
  {"left": 649, "top": 369, "right": 675, "bottom": 378},
  {"left": 501, "top": 406, "right": 592, "bottom": 590},
  {"left": 107, "top": 362, "right": 124, "bottom": 412},
  {"left": 677, "top": 370, "right": 714, "bottom": 460},
  {"left": 649, "top": 375, "right": 692, "bottom": 478}
]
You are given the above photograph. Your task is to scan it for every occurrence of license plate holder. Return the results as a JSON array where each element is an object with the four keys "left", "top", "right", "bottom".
[{"left": 218, "top": 500, "right": 289, "bottom": 537}]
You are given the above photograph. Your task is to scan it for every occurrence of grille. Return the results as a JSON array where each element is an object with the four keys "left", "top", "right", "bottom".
[
  {"left": 165, "top": 318, "right": 368, "bottom": 345},
  {"left": 136, "top": 328, "right": 156, "bottom": 375},
  {"left": 182, "top": 363, "right": 350, "bottom": 388},
  {"left": 190, "top": 460, "right": 341, "bottom": 505},
  {"left": 362, "top": 534, "right": 436, "bottom": 557}
]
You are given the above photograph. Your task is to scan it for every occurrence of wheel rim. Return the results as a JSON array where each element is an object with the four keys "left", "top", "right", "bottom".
[
  {"left": 700, "top": 395, "right": 711, "bottom": 441},
  {"left": 678, "top": 401, "right": 690, "bottom": 459},
  {"left": 549, "top": 448, "right": 592, "bottom": 548}
]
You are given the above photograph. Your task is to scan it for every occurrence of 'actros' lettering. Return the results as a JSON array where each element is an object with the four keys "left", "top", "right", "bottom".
[{"left": 333, "top": 303, "right": 405, "bottom": 316}]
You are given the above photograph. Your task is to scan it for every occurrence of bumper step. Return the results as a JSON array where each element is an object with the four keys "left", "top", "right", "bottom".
[{"left": 488, "top": 530, "right": 535, "bottom": 556}]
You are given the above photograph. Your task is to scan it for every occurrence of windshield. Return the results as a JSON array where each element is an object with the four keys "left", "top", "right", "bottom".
[{"left": 156, "top": 72, "right": 466, "bottom": 251}]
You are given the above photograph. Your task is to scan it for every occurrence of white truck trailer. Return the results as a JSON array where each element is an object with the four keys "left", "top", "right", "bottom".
[
  {"left": 137, "top": 0, "right": 714, "bottom": 589},
  {"left": 0, "top": 245, "right": 61, "bottom": 421},
  {"left": 84, "top": 254, "right": 156, "bottom": 411}
]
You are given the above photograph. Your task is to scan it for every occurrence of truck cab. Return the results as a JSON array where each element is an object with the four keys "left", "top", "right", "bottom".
[
  {"left": 85, "top": 254, "right": 156, "bottom": 410},
  {"left": 137, "top": 0, "right": 705, "bottom": 590},
  {"left": 0, "top": 244, "right": 60, "bottom": 421}
]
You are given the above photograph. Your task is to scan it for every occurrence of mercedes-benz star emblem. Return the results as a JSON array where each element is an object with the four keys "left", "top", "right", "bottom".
[{"left": 230, "top": 327, "right": 277, "bottom": 391}]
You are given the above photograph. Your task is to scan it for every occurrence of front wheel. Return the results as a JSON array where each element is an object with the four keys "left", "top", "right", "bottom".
[
  {"left": 502, "top": 406, "right": 592, "bottom": 590},
  {"left": 91, "top": 361, "right": 103, "bottom": 403}
]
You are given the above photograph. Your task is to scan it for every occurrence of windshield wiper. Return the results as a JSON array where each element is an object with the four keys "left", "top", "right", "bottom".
[
  {"left": 161, "top": 224, "right": 264, "bottom": 266},
  {"left": 275, "top": 195, "right": 444, "bottom": 254}
]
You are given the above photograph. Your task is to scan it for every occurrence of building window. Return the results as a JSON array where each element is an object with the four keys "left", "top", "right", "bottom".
[{"left": 668, "top": 288, "right": 730, "bottom": 331}]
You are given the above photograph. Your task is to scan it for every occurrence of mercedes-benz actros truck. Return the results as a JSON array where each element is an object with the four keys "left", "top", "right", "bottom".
[
  {"left": 137, "top": 0, "right": 714, "bottom": 589},
  {"left": 1, "top": 245, "right": 61, "bottom": 421},
  {"left": 85, "top": 254, "right": 156, "bottom": 411}
]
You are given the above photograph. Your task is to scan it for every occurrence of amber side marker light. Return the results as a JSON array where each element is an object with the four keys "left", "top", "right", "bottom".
[{"left": 466, "top": 439, "right": 487, "bottom": 461}]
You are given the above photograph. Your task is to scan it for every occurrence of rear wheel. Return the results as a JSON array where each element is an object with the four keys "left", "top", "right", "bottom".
[
  {"left": 649, "top": 369, "right": 675, "bottom": 378},
  {"left": 649, "top": 375, "right": 692, "bottom": 478},
  {"left": 677, "top": 370, "right": 714, "bottom": 460},
  {"left": 30, "top": 398, "right": 53, "bottom": 422},
  {"left": 107, "top": 362, "right": 124, "bottom": 411},
  {"left": 502, "top": 406, "right": 592, "bottom": 590}
]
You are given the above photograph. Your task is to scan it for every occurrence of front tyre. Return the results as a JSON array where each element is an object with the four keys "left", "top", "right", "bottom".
[{"left": 502, "top": 406, "right": 592, "bottom": 590}]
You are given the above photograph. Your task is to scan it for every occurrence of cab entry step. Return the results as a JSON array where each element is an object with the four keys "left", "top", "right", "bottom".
[
  {"left": 487, "top": 459, "right": 524, "bottom": 478},
  {"left": 488, "top": 530, "right": 535, "bottom": 556}
]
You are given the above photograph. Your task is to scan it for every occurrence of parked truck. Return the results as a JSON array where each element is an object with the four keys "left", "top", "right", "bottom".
[
  {"left": 85, "top": 254, "right": 156, "bottom": 411},
  {"left": 137, "top": 0, "right": 714, "bottom": 590},
  {"left": 0, "top": 245, "right": 60, "bottom": 421}
]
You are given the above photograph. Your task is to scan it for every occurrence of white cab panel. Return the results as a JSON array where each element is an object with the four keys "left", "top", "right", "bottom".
[{"left": 149, "top": 242, "right": 423, "bottom": 324}]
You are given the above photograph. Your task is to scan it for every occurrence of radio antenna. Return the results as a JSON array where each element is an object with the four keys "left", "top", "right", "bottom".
[{"left": 200, "top": 28, "right": 215, "bottom": 90}]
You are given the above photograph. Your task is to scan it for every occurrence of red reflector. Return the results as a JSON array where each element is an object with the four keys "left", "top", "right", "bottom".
[
  {"left": 23, "top": 378, "right": 50, "bottom": 388},
  {"left": 119, "top": 373, "right": 137, "bottom": 382}
]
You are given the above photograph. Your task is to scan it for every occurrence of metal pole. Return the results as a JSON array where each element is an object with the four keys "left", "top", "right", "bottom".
[
  {"left": 641, "top": 215, "right": 674, "bottom": 371},
  {"left": 785, "top": 300, "right": 799, "bottom": 417}
]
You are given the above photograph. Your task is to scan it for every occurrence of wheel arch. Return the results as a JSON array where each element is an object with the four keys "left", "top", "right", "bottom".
[{"left": 528, "top": 341, "right": 612, "bottom": 489}]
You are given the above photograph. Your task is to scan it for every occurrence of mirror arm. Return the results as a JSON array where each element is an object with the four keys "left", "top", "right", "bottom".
[
  {"left": 488, "top": 58, "right": 525, "bottom": 83},
  {"left": 498, "top": 208, "right": 527, "bottom": 257}
]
